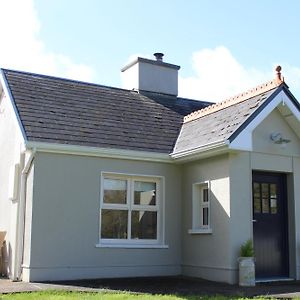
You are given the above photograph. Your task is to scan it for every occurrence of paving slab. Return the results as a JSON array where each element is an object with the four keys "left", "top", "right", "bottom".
[{"left": 0, "top": 278, "right": 105, "bottom": 294}]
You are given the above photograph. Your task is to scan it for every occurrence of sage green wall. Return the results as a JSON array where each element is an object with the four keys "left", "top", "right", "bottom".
[
  {"left": 181, "top": 155, "right": 234, "bottom": 283},
  {"left": 23, "top": 152, "right": 182, "bottom": 281}
]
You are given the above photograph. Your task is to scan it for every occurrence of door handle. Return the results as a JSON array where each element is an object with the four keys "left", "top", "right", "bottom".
[{"left": 252, "top": 219, "right": 257, "bottom": 223}]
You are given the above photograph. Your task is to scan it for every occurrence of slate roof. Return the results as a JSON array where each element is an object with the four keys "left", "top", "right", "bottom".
[
  {"left": 172, "top": 87, "right": 281, "bottom": 155},
  {"left": 2, "top": 69, "right": 210, "bottom": 154}
]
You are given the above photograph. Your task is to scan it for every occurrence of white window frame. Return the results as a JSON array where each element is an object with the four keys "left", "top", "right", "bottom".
[
  {"left": 188, "top": 181, "right": 212, "bottom": 234},
  {"left": 97, "top": 172, "right": 167, "bottom": 248}
]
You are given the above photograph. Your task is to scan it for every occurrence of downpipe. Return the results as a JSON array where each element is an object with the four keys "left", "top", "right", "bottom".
[{"left": 12, "top": 149, "right": 35, "bottom": 281}]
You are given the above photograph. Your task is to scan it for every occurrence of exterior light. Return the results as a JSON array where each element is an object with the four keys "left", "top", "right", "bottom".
[{"left": 270, "top": 132, "right": 291, "bottom": 145}]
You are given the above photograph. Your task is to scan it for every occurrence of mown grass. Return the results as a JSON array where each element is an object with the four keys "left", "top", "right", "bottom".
[{"left": 0, "top": 290, "right": 292, "bottom": 300}]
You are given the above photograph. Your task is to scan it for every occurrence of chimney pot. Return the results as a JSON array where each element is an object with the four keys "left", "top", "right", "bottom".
[{"left": 154, "top": 52, "right": 164, "bottom": 62}]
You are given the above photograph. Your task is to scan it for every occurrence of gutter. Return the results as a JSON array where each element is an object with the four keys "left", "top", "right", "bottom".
[
  {"left": 13, "top": 149, "right": 36, "bottom": 281},
  {"left": 170, "top": 140, "right": 230, "bottom": 162},
  {"left": 26, "top": 141, "right": 173, "bottom": 163}
]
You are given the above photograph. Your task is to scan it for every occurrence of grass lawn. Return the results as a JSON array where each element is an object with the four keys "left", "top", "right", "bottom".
[{"left": 0, "top": 290, "right": 293, "bottom": 300}]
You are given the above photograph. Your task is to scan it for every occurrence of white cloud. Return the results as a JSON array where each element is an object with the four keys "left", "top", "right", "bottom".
[
  {"left": 0, "top": 0, "right": 95, "bottom": 82},
  {"left": 179, "top": 46, "right": 300, "bottom": 102}
]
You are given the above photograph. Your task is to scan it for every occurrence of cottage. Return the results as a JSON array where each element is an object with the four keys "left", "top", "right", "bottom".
[{"left": 0, "top": 54, "right": 300, "bottom": 284}]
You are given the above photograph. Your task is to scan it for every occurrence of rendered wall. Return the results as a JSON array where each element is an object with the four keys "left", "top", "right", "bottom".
[
  {"left": 252, "top": 109, "right": 300, "bottom": 157},
  {"left": 181, "top": 155, "right": 233, "bottom": 283},
  {"left": 22, "top": 152, "right": 182, "bottom": 282},
  {"left": 121, "top": 60, "right": 179, "bottom": 95},
  {"left": 0, "top": 92, "right": 24, "bottom": 277}
]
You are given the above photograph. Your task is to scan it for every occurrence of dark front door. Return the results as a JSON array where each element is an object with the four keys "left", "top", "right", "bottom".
[{"left": 252, "top": 172, "right": 289, "bottom": 279}]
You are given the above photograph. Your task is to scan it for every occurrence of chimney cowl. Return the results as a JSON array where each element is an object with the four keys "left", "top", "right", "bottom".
[{"left": 154, "top": 52, "right": 164, "bottom": 62}]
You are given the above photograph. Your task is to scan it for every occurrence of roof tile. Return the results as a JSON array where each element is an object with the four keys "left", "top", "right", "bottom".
[{"left": 2, "top": 69, "right": 210, "bottom": 154}]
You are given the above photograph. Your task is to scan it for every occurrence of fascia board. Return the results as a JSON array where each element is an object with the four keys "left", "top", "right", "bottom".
[
  {"left": 229, "top": 90, "right": 298, "bottom": 151},
  {"left": 25, "top": 141, "right": 173, "bottom": 163},
  {"left": 0, "top": 69, "right": 27, "bottom": 143}
]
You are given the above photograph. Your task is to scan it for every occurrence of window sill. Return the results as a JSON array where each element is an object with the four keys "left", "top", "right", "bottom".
[
  {"left": 95, "top": 243, "right": 169, "bottom": 249},
  {"left": 188, "top": 228, "right": 212, "bottom": 235}
]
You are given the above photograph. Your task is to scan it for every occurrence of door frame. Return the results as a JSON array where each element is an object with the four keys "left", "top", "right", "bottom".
[{"left": 252, "top": 171, "right": 289, "bottom": 279}]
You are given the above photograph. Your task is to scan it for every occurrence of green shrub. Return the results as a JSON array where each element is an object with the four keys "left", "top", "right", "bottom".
[{"left": 240, "top": 239, "right": 254, "bottom": 257}]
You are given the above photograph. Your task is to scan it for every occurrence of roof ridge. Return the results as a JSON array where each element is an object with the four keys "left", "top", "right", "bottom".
[
  {"left": 184, "top": 66, "right": 284, "bottom": 123},
  {"left": 1, "top": 67, "right": 138, "bottom": 94}
]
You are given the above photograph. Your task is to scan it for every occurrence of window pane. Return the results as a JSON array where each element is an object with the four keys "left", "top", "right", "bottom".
[
  {"left": 203, "top": 188, "right": 209, "bottom": 202},
  {"left": 271, "top": 198, "right": 277, "bottom": 214},
  {"left": 101, "top": 209, "right": 128, "bottom": 239},
  {"left": 203, "top": 207, "right": 209, "bottom": 226},
  {"left": 131, "top": 211, "right": 157, "bottom": 239},
  {"left": 134, "top": 181, "right": 156, "bottom": 205},
  {"left": 104, "top": 178, "right": 127, "bottom": 204}
]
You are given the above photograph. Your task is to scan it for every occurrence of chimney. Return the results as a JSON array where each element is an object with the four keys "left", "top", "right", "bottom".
[{"left": 121, "top": 53, "right": 180, "bottom": 96}]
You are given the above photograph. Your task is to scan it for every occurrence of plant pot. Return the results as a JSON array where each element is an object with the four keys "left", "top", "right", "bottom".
[{"left": 238, "top": 257, "right": 255, "bottom": 286}]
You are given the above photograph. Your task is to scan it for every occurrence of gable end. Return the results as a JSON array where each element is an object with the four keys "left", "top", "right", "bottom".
[
  {"left": 0, "top": 69, "right": 27, "bottom": 143},
  {"left": 229, "top": 85, "right": 300, "bottom": 151}
]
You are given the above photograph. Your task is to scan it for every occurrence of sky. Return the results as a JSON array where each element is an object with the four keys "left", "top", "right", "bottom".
[{"left": 1, "top": 0, "right": 300, "bottom": 102}]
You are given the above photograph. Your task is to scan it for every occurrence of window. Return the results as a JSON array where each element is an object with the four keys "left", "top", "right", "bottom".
[
  {"left": 99, "top": 173, "right": 165, "bottom": 247},
  {"left": 188, "top": 181, "right": 212, "bottom": 234}
]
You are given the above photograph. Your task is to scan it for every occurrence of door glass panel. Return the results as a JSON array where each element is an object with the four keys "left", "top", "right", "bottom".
[
  {"left": 253, "top": 183, "right": 261, "bottom": 213},
  {"left": 262, "top": 198, "right": 270, "bottom": 213},
  {"left": 262, "top": 183, "right": 269, "bottom": 199},
  {"left": 270, "top": 184, "right": 277, "bottom": 198},
  {"left": 254, "top": 197, "right": 261, "bottom": 213},
  {"left": 261, "top": 183, "right": 270, "bottom": 213},
  {"left": 253, "top": 183, "right": 260, "bottom": 198},
  {"left": 270, "top": 198, "right": 277, "bottom": 214}
]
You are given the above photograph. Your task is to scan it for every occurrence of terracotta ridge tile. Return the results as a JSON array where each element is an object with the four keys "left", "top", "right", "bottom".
[{"left": 184, "top": 66, "right": 284, "bottom": 123}]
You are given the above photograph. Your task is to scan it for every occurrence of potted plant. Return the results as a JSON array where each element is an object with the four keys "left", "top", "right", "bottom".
[{"left": 238, "top": 239, "right": 255, "bottom": 286}]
